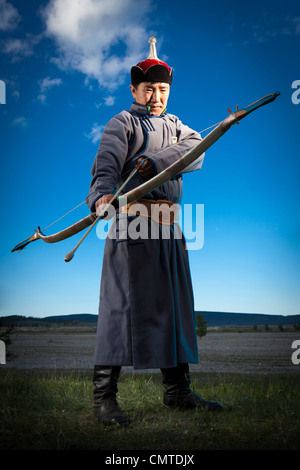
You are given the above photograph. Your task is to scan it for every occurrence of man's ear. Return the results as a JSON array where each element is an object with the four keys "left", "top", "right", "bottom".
[{"left": 130, "top": 84, "right": 137, "bottom": 99}]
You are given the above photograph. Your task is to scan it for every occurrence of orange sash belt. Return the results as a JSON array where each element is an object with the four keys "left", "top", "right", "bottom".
[{"left": 120, "top": 198, "right": 180, "bottom": 225}]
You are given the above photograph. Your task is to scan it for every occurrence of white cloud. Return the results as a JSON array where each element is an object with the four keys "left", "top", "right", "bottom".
[
  {"left": 3, "top": 34, "right": 42, "bottom": 61},
  {"left": 240, "top": 14, "right": 300, "bottom": 45},
  {"left": 11, "top": 116, "right": 29, "bottom": 128},
  {"left": 95, "top": 96, "right": 116, "bottom": 108},
  {"left": 37, "top": 76, "right": 63, "bottom": 104},
  {"left": 37, "top": 94, "right": 47, "bottom": 104},
  {"left": 39, "top": 76, "right": 62, "bottom": 92},
  {"left": 42, "top": 0, "right": 153, "bottom": 89},
  {"left": 293, "top": 17, "right": 300, "bottom": 35},
  {"left": 11, "top": 89, "right": 20, "bottom": 100},
  {"left": 104, "top": 96, "right": 115, "bottom": 106},
  {"left": 0, "top": 0, "right": 20, "bottom": 31},
  {"left": 85, "top": 123, "right": 105, "bottom": 144},
  {"left": 4, "top": 38, "right": 32, "bottom": 56}
]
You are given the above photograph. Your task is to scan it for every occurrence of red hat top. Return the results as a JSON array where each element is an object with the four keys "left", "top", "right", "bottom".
[{"left": 131, "top": 37, "right": 173, "bottom": 85}]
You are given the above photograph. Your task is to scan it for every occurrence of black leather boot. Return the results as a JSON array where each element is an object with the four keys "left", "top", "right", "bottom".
[
  {"left": 161, "top": 363, "right": 223, "bottom": 411},
  {"left": 93, "top": 365, "right": 128, "bottom": 425}
]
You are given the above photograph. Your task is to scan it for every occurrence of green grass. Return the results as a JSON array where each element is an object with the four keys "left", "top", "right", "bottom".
[{"left": 0, "top": 370, "right": 299, "bottom": 450}]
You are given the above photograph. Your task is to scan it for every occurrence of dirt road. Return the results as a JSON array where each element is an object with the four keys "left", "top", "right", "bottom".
[{"left": 3, "top": 329, "right": 300, "bottom": 375}]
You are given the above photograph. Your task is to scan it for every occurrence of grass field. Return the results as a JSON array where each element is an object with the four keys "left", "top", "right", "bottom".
[{"left": 0, "top": 369, "right": 299, "bottom": 451}]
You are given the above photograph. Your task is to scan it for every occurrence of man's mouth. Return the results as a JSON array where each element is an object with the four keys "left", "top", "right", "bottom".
[{"left": 150, "top": 104, "right": 162, "bottom": 112}]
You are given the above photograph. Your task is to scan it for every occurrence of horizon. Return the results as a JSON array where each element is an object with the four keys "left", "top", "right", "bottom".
[{"left": 2, "top": 310, "right": 300, "bottom": 320}]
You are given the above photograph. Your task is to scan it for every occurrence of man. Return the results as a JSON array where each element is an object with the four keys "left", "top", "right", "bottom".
[{"left": 86, "top": 37, "right": 222, "bottom": 426}]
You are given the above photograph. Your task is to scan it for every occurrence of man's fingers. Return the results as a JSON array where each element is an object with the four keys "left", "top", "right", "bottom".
[
  {"left": 95, "top": 194, "right": 115, "bottom": 218},
  {"left": 137, "top": 158, "right": 154, "bottom": 179}
]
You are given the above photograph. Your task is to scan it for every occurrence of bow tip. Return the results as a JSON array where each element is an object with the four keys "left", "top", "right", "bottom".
[
  {"left": 64, "top": 251, "right": 74, "bottom": 262},
  {"left": 11, "top": 240, "right": 30, "bottom": 253}
]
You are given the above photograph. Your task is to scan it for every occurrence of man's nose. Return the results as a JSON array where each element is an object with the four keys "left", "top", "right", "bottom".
[{"left": 151, "top": 89, "right": 160, "bottom": 102}]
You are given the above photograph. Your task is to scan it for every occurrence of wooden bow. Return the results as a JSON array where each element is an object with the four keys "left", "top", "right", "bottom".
[{"left": 11, "top": 92, "right": 280, "bottom": 261}]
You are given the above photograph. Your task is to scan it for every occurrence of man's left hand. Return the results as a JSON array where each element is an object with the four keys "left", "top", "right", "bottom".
[{"left": 137, "top": 157, "right": 155, "bottom": 179}]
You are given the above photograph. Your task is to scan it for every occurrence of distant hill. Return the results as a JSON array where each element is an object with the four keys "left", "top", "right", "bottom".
[
  {"left": 0, "top": 314, "right": 98, "bottom": 327},
  {"left": 1, "top": 312, "right": 300, "bottom": 327},
  {"left": 197, "top": 311, "right": 300, "bottom": 327}
]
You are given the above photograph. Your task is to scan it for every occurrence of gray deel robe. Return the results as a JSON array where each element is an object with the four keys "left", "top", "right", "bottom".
[{"left": 86, "top": 102, "right": 204, "bottom": 369}]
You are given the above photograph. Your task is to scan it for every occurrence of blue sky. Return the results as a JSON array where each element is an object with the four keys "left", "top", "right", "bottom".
[{"left": 0, "top": 0, "right": 299, "bottom": 318}]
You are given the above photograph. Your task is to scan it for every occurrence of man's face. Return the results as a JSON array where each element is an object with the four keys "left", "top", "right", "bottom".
[{"left": 130, "top": 82, "right": 170, "bottom": 116}]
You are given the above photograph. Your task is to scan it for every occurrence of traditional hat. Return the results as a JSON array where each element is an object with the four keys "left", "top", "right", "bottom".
[{"left": 131, "top": 37, "right": 173, "bottom": 85}]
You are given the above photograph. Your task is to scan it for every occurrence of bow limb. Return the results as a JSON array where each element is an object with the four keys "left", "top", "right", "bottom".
[
  {"left": 118, "top": 92, "right": 280, "bottom": 207},
  {"left": 11, "top": 159, "right": 145, "bottom": 254},
  {"left": 11, "top": 212, "right": 98, "bottom": 252}
]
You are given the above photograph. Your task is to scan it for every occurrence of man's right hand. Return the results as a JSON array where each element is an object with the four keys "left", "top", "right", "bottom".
[{"left": 95, "top": 194, "right": 115, "bottom": 218}]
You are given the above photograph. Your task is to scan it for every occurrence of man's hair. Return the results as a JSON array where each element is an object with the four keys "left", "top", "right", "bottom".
[{"left": 131, "top": 82, "right": 169, "bottom": 89}]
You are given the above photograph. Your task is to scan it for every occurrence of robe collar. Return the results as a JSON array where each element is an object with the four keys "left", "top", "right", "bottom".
[
  {"left": 131, "top": 101, "right": 150, "bottom": 115},
  {"left": 131, "top": 101, "right": 167, "bottom": 117}
]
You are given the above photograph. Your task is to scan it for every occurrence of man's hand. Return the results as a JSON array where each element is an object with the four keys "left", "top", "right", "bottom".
[
  {"left": 95, "top": 194, "right": 115, "bottom": 218},
  {"left": 137, "top": 157, "right": 155, "bottom": 179}
]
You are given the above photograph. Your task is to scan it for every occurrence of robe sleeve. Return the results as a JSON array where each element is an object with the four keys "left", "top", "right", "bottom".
[
  {"left": 86, "top": 113, "right": 132, "bottom": 212},
  {"left": 144, "top": 116, "right": 205, "bottom": 175}
]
